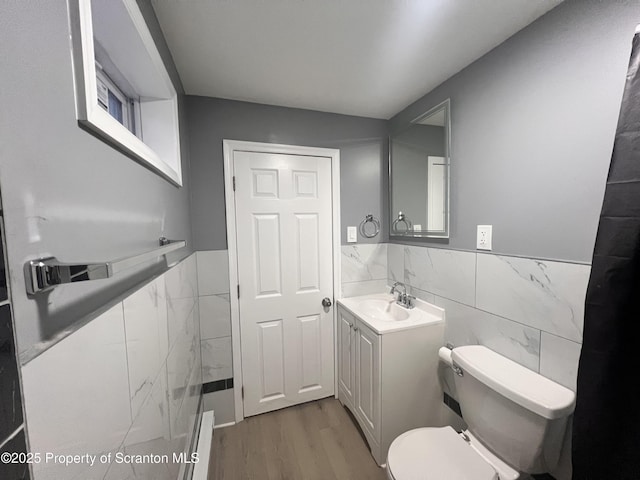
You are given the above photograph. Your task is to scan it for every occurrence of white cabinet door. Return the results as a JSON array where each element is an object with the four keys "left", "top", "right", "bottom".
[
  {"left": 355, "top": 320, "right": 381, "bottom": 442},
  {"left": 234, "top": 150, "right": 335, "bottom": 417},
  {"left": 337, "top": 307, "right": 356, "bottom": 408}
]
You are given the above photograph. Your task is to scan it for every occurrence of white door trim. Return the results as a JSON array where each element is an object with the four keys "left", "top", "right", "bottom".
[{"left": 223, "top": 139, "right": 341, "bottom": 423}]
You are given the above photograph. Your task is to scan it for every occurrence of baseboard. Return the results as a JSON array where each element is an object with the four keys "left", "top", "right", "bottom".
[
  {"left": 181, "top": 392, "right": 204, "bottom": 480},
  {"left": 213, "top": 421, "right": 235, "bottom": 429},
  {"left": 192, "top": 410, "right": 215, "bottom": 480}
]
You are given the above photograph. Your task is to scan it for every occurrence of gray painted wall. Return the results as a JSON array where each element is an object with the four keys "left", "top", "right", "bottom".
[
  {"left": 185, "top": 96, "right": 389, "bottom": 250},
  {"left": 0, "top": 0, "right": 193, "bottom": 363},
  {"left": 390, "top": 0, "right": 640, "bottom": 263}
]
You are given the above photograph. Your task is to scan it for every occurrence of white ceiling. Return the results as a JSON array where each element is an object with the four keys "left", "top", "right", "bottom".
[{"left": 152, "top": 0, "right": 564, "bottom": 119}]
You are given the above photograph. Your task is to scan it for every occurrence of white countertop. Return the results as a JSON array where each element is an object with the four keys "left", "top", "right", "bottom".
[{"left": 337, "top": 293, "right": 444, "bottom": 334}]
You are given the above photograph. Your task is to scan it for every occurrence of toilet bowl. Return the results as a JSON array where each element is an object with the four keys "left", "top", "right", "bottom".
[
  {"left": 385, "top": 345, "right": 575, "bottom": 480},
  {"left": 385, "top": 426, "right": 519, "bottom": 480}
]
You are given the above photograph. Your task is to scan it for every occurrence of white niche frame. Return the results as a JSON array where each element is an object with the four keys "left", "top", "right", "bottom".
[{"left": 69, "top": 0, "right": 182, "bottom": 186}]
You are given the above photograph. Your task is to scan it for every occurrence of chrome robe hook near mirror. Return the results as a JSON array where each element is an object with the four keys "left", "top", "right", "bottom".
[{"left": 392, "top": 211, "right": 412, "bottom": 234}]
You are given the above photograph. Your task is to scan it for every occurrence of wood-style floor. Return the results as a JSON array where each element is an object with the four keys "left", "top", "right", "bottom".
[{"left": 208, "top": 397, "right": 388, "bottom": 480}]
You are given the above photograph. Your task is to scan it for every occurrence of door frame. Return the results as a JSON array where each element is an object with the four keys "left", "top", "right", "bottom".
[{"left": 223, "top": 139, "right": 341, "bottom": 423}]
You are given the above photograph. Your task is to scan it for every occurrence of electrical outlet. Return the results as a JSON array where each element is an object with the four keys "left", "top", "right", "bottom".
[
  {"left": 477, "top": 225, "right": 492, "bottom": 250},
  {"left": 347, "top": 226, "right": 357, "bottom": 243}
]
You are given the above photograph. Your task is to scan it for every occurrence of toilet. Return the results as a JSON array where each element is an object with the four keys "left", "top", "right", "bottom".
[{"left": 386, "top": 345, "right": 576, "bottom": 480}]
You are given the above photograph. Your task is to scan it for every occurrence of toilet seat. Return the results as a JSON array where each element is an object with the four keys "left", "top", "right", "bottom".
[{"left": 386, "top": 426, "right": 499, "bottom": 480}]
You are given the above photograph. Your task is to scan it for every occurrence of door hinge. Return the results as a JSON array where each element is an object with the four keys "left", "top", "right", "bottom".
[
  {"left": 237, "top": 284, "right": 240, "bottom": 299},
  {"left": 241, "top": 386, "right": 244, "bottom": 399},
  {"left": 232, "top": 176, "right": 236, "bottom": 191}
]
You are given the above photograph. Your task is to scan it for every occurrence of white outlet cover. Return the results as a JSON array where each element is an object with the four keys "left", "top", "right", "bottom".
[
  {"left": 347, "top": 226, "right": 357, "bottom": 243},
  {"left": 477, "top": 225, "right": 493, "bottom": 250}
]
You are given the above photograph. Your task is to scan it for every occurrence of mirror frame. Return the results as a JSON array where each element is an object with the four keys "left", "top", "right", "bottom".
[{"left": 389, "top": 98, "right": 451, "bottom": 239}]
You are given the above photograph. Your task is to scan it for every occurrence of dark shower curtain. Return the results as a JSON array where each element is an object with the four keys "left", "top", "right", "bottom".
[{"left": 572, "top": 28, "right": 640, "bottom": 480}]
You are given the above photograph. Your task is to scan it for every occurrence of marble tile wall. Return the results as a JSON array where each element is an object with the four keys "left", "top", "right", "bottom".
[
  {"left": 196, "top": 250, "right": 235, "bottom": 426},
  {"left": 387, "top": 243, "right": 589, "bottom": 392},
  {"left": 21, "top": 253, "right": 202, "bottom": 480},
  {"left": 192, "top": 242, "right": 585, "bottom": 434},
  {"left": 340, "top": 243, "right": 388, "bottom": 297}
]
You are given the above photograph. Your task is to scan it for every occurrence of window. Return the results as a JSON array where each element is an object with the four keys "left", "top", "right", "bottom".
[
  {"left": 69, "top": 0, "right": 183, "bottom": 186},
  {"left": 95, "top": 62, "right": 137, "bottom": 134}
]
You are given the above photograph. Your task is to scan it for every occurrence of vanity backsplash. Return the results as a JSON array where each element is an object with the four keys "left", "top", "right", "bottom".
[{"left": 342, "top": 242, "right": 589, "bottom": 392}]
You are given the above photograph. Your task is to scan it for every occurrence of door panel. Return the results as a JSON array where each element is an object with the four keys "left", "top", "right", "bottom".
[
  {"left": 356, "top": 321, "right": 380, "bottom": 441},
  {"left": 297, "top": 314, "right": 322, "bottom": 393},
  {"left": 294, "top": 214, "right": 320, "bottom": 292},
  {"left": 252, "top": 169, "right": 279, "bottom": 197},
  {"left": 358, "top": 332, "right": 374, "bottom": 425},
  {"left": 257, "top": 319, "right": 286, "bottom": 403},
  {"left": 293, "top": 170, "right": 318, "bottom": 198},
  {"left": 235, "top": 150, "right": 334, "bottom": 416},
  {"left": 338, "top": 307, "right": 355, "bottom": 408},
  {"left": 253, "top": 214, "right": 282, "bottom": 297}
]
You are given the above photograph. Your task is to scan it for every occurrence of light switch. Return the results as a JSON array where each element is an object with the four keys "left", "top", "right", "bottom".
[
  {"left": 347, "top": 226, "right": 357, "bottom": 243},
  {"left": 414, "top": 224, "right": 422, "bottom": 231}
]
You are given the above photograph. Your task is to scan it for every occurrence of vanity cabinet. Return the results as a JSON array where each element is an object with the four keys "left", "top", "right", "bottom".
[
  {"left": 337, "top": 307, "right": 357, "bottom": 409},
  {"left": 354, "top": 318, "right": 381, "bottom": 442},
  {"left": 337, "top": 303, "right": 444, "bottom": 466},
  {"left": 339, "top": 307, "right": 381, "bottom": 441}
]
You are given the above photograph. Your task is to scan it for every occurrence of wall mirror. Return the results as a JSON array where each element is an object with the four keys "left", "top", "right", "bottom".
[{"left": 389, "top": 99, "right": 450, "bottom": 238}]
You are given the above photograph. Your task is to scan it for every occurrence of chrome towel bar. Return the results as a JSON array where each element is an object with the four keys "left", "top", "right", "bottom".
[{"left": 25, "top": 237, "right": 186, "bottom": 295}]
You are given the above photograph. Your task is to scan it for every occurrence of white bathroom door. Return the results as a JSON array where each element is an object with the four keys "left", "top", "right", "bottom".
[{"left": 233, "top": 150, "right": 335, "bottom": 417}]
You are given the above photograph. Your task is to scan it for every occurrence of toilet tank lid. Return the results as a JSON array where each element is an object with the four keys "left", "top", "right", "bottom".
[{"left": 452, "top": 345, "right": 576, "bottom": 419}]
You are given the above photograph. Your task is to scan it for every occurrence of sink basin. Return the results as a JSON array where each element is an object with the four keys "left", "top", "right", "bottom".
[
  {"left": 338, "top": 293, "right": 444, "bottom": 334},
  {"left": 358, "top": 298, "right": 410, "bottom": 322}
]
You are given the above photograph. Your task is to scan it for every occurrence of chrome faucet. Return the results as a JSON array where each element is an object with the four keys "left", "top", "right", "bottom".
[{"left": 389, "top": 281, "right": 415, "bottom": 309}]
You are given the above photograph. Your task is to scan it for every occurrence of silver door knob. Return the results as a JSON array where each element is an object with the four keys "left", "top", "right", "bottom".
[{"left": 322, "top": 297, "right": 332, "bottom": 307}]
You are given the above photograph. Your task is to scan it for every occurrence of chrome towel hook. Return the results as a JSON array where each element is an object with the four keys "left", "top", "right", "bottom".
[
  {"left": 359, "top": 214, "right": 380, "bottom": 238},
  {"left": 392, "top": 211, "right": 412, "bottom": 234}
]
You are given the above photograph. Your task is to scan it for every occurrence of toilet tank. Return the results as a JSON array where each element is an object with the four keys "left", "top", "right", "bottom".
[{"left": 451, "top": 346, "right": 575, "bottom": 473}]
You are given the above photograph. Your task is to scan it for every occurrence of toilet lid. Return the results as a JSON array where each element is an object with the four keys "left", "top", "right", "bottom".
[{"left": 387, "top": 427, "right": 498, "bottom": 480}]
